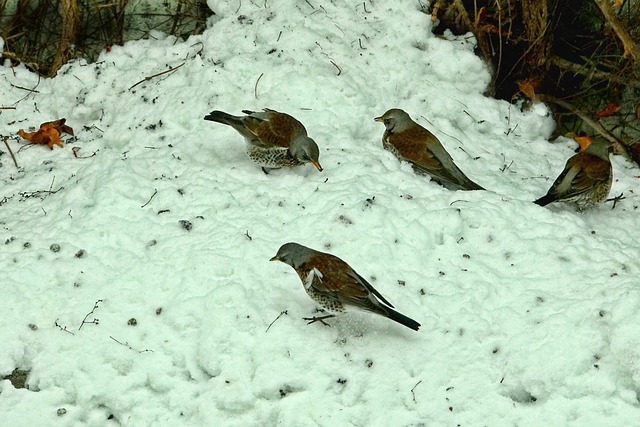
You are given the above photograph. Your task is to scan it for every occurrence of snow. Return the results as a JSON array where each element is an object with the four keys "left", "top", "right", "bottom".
[{"left": 1, "top": 1, "right": 639, "bottom": 425}]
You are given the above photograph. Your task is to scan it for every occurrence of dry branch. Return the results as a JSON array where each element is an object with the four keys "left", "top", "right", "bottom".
[
  {"left": 129, "top": 63, "right": 185, "bottom": 90},
  {"left": 593, "top": 0, "right": 640, "bottom": 62},
  {"left": 540, "top": 94, "right": 629, "bottom": 155},
  {"left": 551, "top": 56, "right": 640, "bottom": 89}
]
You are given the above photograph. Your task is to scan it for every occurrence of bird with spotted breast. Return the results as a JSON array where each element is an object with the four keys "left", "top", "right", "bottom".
[
  {"left": 374, "top": 108, "right": 484, "bottom": 190},
  {"left": 534, "top": 137, "right": 612, "bottom": 209},
  {"left": 204, "top": 108, "right": 322, "bottom": 173},
  {"left": 270, "top": 242, "right": 421, "bottom": 331}
]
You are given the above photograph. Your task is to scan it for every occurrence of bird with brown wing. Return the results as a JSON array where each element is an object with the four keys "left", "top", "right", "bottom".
[
  {"left": 534, "top": 138, "right": 612, "bottom": 210},
  {"left": 204, "top": 108, "right": 322, "bottom": 173},
  {"left": 375, "top": 108, "right": 484, "bottom": 191},
  {"left": 270, "top": 242, "right": 420, "bottom": 331}
]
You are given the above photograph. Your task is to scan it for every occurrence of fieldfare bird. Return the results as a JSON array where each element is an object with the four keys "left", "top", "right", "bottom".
[
  {"left": 534, "top": 138, "right": 612, "bottom": 209},
  {"left": 204, "top": 108, "right": 322, "bottom": 173},
  {"left": 270, "top": 242, "right": 421, "bottom": 331},
  {"left": 374, "top": 108, "right": 484, "bottom": 190}
]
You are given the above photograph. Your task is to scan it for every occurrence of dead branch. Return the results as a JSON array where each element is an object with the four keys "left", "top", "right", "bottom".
[
  {"left": 3, "top": 136, "right": 19, "bottom": 168},
  {"left": 593, "top": 0, "right": 640, "bottom": 62},
  {"left": 539, "top": 94, "right": 630, "bottom": 155},
  {"left": 129, "top": 63, "right": 185, "bottom": 90},
  {"left": 254, "top": 72, "right": 264, "bottom": 99},
  {"left": 551, "top": 56, "right": 640, "bottom": 89}
]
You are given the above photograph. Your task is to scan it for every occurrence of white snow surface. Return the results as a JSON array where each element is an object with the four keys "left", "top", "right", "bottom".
[{"left": 1, "top": 1, "right": 640, "bottom": 426}]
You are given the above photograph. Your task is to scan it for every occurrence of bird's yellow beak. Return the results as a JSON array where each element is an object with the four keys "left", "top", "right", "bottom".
[
  {"left": 374, "top": 116, "right": 384, "bottom": 122},
  {"left": 311, "top": 160, "right": 323, "bottom": 172},
  {"left": 269, "top": 256, "right": 279, "bottom": 262}
]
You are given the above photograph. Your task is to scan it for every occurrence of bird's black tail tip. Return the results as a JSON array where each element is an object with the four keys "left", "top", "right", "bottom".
[
  {"left": 387, "top": 309, "right": 421, "bottom": 331},
  {"left": 534, "top": 194, "right": 554, "bottom": 206},
  {"left": 204, "top": 110, "right": 234, "bottom": 123}
]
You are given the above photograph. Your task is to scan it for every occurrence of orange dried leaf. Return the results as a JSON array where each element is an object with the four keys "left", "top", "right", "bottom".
[
  {"left": 18, "top": 127, "right": 62, "bottom": 149},
  {"left": 597, "top": 103, "right": 620, "bottom": 118},
  {"left": 516, "top": 79, "right": 538, "bottom": 100},
  {"left": 573, "top": 135, "right": 593, "bottom": 151},
  {"left": 17, "top": 118, "right": 73, "bottom": 150},
  {"left": 40, "top": 118, "right": 74, "bottom": 135}
]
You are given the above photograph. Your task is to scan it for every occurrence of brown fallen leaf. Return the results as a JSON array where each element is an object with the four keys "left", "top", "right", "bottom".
[
  {"left": 596, "top": 103, "right": 620, "bottom": 118},
  {"left": 17, "top": 118, "right": 73, "bottom": 150}
]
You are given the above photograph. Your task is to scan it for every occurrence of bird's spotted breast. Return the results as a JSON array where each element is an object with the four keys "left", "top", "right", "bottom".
[{"left": 246, "top": 144, "right": 302, "bottom": 168}]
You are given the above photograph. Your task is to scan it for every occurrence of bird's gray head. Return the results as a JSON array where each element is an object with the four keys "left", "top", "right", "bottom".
[
  {"left": 290, "top": 136, "right": 323, "bottom": 171},
  {"left": 374, "top": 108, "right": 414, "bottom": 133},
  {"left": 270, "top": 242, "right": 314, "bottom": 268},
  {"left": 583, "top": 138, "right": 611, "bottom": 161}
]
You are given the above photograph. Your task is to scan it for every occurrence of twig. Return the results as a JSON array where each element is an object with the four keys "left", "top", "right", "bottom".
[
  {"left": 110, "top": 336, "right": 154, "bottom": 353},
  {"left": 10, "top": 83, "right": 40, "bottom": 93},
  {"left": 539, "top": 95, "right": 626, "bottom": 153},
  {"left": 245, "top": 230, "right": 252, "bottom": 241},
  {"left": 266, "top": 310, "right": 288, "bottom": 332},
  {"left": 254, "top": 73, "right": 264, "bottom": 99},
  {"left": 330, "top": 60, "right": 342, "bottom": 76},
  {"left": 593, "top": 0, "right": 640, "bottom": 62},
  {"left": 55, "top": 318, "right": 75, "bottom": 335},
  {"left": 3, "top": 136, "right": 18, "bottom": 168},
  {"left": 410, "top": 380, "right": 422, "bottom": 403},
  {"left": 551, "top": 56, "right": 640, "bottom": 89},
  {"left": 129, "top": 63, "right": 185, "bottom": 90},
  {"left": 12, "top": 75, "right": 41, "bottom": 106},
  {"left": 141, "top": 189, "right": 158, "bottom": 208},
  {"left": 78, "top": 299, "right": 103, "bottom": 330}
]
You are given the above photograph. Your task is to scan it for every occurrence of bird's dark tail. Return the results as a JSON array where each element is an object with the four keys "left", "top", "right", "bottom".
[
  {"left": 204, "top": 110, "right": 243, "bottom": 127},
  {"left": 534, "top": 194, "right": 555, "bottom": 206},
  {"left": 385, "top": 307, "right": 420, "bottom": 331}
]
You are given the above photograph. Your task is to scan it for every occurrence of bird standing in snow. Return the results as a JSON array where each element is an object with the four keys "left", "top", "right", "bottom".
[
  {"left": 374, "top": 108, "right": 484, "bottom": 191},
  {"left": 534, "top": 138, "right": 612, "bottom": 209},
  {"left": 204, "top": 108, "right": 322, "bottom": 173},
  {"left": 270, "top": 242, "right": 421, "bottom": 331}
]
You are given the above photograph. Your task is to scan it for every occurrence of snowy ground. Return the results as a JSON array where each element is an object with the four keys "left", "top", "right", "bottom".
[{"left": 1, "top": 1, "right": 640, "bottom": 426}]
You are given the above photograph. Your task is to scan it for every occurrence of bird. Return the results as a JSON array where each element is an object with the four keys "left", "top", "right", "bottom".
[
  {"left": 374, "top": 108, "right": 484, "bottom": 190},
  {"left": 534, "top": 137, "right": 612, "bottom": 209},
  {"left": 204, "top": 108, "right": 322, "bottom": 173},
  {"left": 270, "top": 242, "right": 421, "bottom": 331}
]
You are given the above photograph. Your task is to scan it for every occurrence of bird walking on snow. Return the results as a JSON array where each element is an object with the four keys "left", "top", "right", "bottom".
[
  {"left": 204, "top": 108, "right": 322, "bottom": 173},
  {"left": 534, "top": 138, "right": 612, "bottom": 210},
  {"left": 270, "top": 242, "right": 421, "bottom": 331},
  {"left": 374, "top": 108, "right": 484, "bottom": 191}
]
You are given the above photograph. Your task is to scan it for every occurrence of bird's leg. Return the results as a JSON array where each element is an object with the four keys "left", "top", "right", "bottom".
[
  {"left": 261, "top": 167, "right": 270, "bottom": 175},
  {"left": 605, "top": 192, "right": 625, "bottom": 209},
  {"left": 303, "top": 315, "right": 335, "bottom": 326}
]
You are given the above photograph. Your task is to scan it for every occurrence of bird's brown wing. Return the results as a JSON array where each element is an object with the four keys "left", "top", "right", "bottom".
[
  {"left": 550, "top": 153, "right": 611, "bottom": 198},
  {"left": 386, "top": 126, "right": 442, "bottom": 172},
  {"left": 302, "top": 253, "right": 395, "bottom": 310},
  {"left": 389, "top": 126, "right": 482, "bottom": 190},
  {"left": 243, "top": 111, "right": 306, "bottom": 148}
]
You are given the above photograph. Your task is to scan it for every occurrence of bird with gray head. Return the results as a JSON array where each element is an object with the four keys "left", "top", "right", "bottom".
[
  {"left": 534, "top": 138, "right": 612, "bottom": 209},
  {"left": 204, "top": 108, "right": 322, "bottom": 173},
  {"left": 270, "top": 242, "right": 421, "bottom": 331},
  {"left": 374, "top": 108, "right": 484, "bottom": 190}
]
